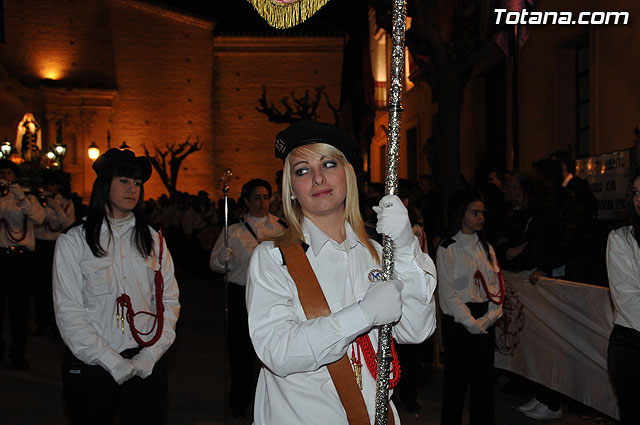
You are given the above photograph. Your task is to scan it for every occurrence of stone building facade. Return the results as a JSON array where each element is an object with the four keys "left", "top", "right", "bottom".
[{"left": 0, "top": 0, "right": 343, "bottom": 201}]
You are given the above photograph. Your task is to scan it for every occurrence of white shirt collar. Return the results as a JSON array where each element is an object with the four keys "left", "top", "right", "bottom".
[
  {"left": 454, "top": 229, "right": 479, "bottom": 247},
  {"left": 302, "top": 217, "right": 362, "bottom": 256}
]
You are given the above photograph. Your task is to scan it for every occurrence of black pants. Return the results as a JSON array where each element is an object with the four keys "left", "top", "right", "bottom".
[
  {"left": 33, "top": 239, "right": 57, "bottom": 332},
  {"left": 608, "top": 324, "right": 640, "bottom": 425},
  {"left": 0, "top": 250, "right": 33, "bottom": 362},
  {"left": 228, "top": 283, "right": 258, "bottom": 415},
  {"left": 440, "top": 302, "right": 495, "bottom": 425},
  {"left": 62, "top": 348, "right": 168, "bottom": 425}
]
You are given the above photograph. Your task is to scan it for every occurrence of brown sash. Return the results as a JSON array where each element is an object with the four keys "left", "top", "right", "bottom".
[{"left": 280, "top": 242, "right": 395, "bottom": 425}]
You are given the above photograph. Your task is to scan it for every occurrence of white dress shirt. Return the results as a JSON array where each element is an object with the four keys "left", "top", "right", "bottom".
[
  {"left": 53, "top": 214, "right": 180, "bottom": 378},
  {"left": 436, "top": 231, "right": 503, "bottom": 331},
  {"left": 606, "top": 226, "right": 640, "bottom": 331},
  {"left": 34, "top": 193, "right": 75, "bottom": 241},
  {"left": 209, "top": 213, "right": 285, "bottom": 286},
  {"left": 0, "top": 184, "right": 46, "bottom": 250},
  {"left": 246, "top": 218, "right": 437, "bottom": 425}
]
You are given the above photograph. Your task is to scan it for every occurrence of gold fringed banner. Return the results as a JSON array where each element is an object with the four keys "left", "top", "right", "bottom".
[{"left": 247, "top": 0, "right": 332, "bottom": 29}]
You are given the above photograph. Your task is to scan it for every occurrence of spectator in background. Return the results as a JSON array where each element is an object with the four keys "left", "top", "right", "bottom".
[
  {"left": 32, "top": 170, "right": 75, "bottom": 338},
  {"left": 526, "top": 158, "right": 585, "bottom": 284},
  {"left": 550, "top": 149, "right": 600, "bottom": 284},
  {"left": 0, "top": 159, "right": 46, "bottom": 369},
  {"left": 550, "top": 150, "right": 598, "bottom": 220},
  {"left": 417, "top": 174, "right": 440, "bottom": 254}
]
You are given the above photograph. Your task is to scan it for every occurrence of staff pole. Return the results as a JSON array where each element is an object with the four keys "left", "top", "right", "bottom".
[
  {"left": 220, "top": 168, "right": 232, "bottom": 425},
  {"left": 374, "top": 1, "right": 406, "bottom": 424}
]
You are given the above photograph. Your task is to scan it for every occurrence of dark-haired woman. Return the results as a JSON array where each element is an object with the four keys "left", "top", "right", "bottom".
[
  {"left": 437, "top": 189, "right": 504, "bottom": 425},
  {"left": 209, "top": 178, "right": 286, "bottom": 418},
  {"left": 606, "top": 170, "right": 640, "bottom": 424},
  {"left": 53, "top": 148, "right": 180, "bottom": 425}
]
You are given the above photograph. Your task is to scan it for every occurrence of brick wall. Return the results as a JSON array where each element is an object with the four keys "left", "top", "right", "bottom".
[
  {"left": 0, "top": 0, "right": 344, "bottom": 203},
  {"left": 212, "top": 36, "right": 344, "bottom": 201}
]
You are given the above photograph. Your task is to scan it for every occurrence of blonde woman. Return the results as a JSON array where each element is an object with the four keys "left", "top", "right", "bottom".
[{"left": 246, "top": 121, "right": 437, "bottom": 424}]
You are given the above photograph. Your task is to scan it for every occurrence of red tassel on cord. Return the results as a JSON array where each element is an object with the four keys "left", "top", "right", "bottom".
[{"left": 116, "top": 230, "right": 166, "bottom": 347}]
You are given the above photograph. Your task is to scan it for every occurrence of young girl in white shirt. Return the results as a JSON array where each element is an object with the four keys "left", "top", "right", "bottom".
[
  {"left": 53, "top": 148, "right": 180, "bottom": 425},
  {"left": 436, "top": 188, "right": 504, "bottom": 425}
]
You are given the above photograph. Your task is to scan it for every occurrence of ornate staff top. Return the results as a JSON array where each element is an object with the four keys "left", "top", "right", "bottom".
[{"left": 220, "top": 168, "right": 232, "bottom": 195}]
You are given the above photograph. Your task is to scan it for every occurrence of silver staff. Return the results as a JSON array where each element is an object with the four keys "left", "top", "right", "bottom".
[
  {"left": 221, "top": 168, "right": 232, "bottom": 425},
  {"left": 374, "top": 0, "right": 406, "bottom": 424}
]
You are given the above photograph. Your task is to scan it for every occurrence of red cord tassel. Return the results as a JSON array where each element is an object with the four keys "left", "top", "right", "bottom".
[
  {"left": 474, "top": 268, "right": 505, "bottom": 305},
  {"left": 116, "top": 230, "right": 166, "bottom": 347},
  {"left": 356, "top": 334, "right": 401, "bottom": 389}
]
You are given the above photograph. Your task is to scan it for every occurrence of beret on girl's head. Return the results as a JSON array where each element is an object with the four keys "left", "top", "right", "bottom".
[
  {"left": 92, "top": 148, "right": 152, "bottom": 182},
  {"left": 275, "top": 120, "right": 361, "bottom": 165}
]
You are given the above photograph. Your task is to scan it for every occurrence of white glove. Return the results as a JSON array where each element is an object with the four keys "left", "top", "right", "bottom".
[
  {"left": 218, "top": 246, "right": 232, "bottom": 264},
  {"left": 9, "top": 183, "right": 26, "bottom": 201},
  {"left": 372, "top": 195, "right": 414, "bottom": 248},
  {"left": 466, "top": 316, "right": 489, "bottom": 335},
  {"left": 110, "top": 358, "right": 137, "bottom": 385},
  {"left": 359, "top": 279, "right": 404, "bottom": 327},
  {"left": 131, "top": 350, "right": 156, "bottom": 379}
]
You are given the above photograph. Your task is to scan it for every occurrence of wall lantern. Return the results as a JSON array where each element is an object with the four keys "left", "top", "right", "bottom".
[
  {"left": 0, "top": 139, "right": 12, "bottom": 158},
  {"left": 53, "top": 143, "right": 67, "bottom": 158},
  {"left": 88, "top": 141, "right": 100, "bottom": 160}
]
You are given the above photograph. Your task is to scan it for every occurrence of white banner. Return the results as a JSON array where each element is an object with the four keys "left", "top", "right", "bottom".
[
  {"left": 575, "top": 149, "right": 631, "bottom": 220},
  {"left": 494, "top": 272, "right": 619, "bottom": 420}
]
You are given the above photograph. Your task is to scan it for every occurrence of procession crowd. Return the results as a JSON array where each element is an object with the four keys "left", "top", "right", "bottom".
[{"left": 1, "top": 119, "right": 637, "bottom": 425}]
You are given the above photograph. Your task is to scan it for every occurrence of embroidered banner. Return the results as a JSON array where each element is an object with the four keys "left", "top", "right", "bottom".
[
  {"left": 494, "top": 271, "right": 619, "bottom": 420},
  {"left": 247, "top": 0, "right": 332, "bottom": 29}
]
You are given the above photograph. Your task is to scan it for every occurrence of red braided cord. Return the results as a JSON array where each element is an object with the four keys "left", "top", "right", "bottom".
[
  {"left": 474, "top": 268, "right": 505, "bottom": 305},
  {"left": 356, "top": 334, "right": 401, "bottom": 389},
  {"left": 116, "top": 230, "right": 165, "bottom": 347},
  {"left": 0, "top": 215, "right": 29, "bottom": 243}
]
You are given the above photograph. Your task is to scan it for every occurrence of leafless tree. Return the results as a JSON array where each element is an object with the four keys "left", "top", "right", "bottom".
[
  {"left": 142, "top": 136, "right": 203, "bottom": 194},
  {"left": 256, "top": 86, "right": 339, "bottom": 124}
]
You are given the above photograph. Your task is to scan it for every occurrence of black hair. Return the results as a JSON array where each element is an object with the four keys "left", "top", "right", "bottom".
[
  {"left": 240, "top": 178, "right": 272, "bottom": 210},
  {"left": 441, "top": 188, "right": 492, "bottom": 262},
  {"left": 85, "top": 163, "right": 154, "bottom": 258},
  {"left": 550, "top": 150, "right": 574, "bottom": 173},
  {"left": 532, "top": 158, "right": 563, "bottom": 188}
]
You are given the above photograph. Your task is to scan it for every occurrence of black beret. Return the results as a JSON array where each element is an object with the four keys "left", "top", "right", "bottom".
[
  {"left": 92, "top": 148, "right": 152, "bottom": 182},
  {"left": 275, "top": 120, "right": 361, "bottom": 165},
  {"left": 0, "top": 159, "right": 19, "bottom": 175}
]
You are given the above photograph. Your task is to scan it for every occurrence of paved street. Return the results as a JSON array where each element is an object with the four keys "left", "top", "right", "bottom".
[{"left": 0, "top": 250, "right": 620, "bottom": 425}]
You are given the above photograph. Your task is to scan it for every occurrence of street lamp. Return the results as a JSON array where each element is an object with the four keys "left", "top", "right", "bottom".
[
  {"left": 53, "top": 143, "right": 67, "bottom": 158},
  {"left": 88, "top": 141, "right": 100, "bottom": 160},
  {"left": 0, "top": 139, "right": 12, "bottom": 158}
]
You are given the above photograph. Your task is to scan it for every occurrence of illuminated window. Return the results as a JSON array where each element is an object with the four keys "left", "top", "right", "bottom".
[{"left": 372, "top": 29, "right": 387, "bottom": 109}]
